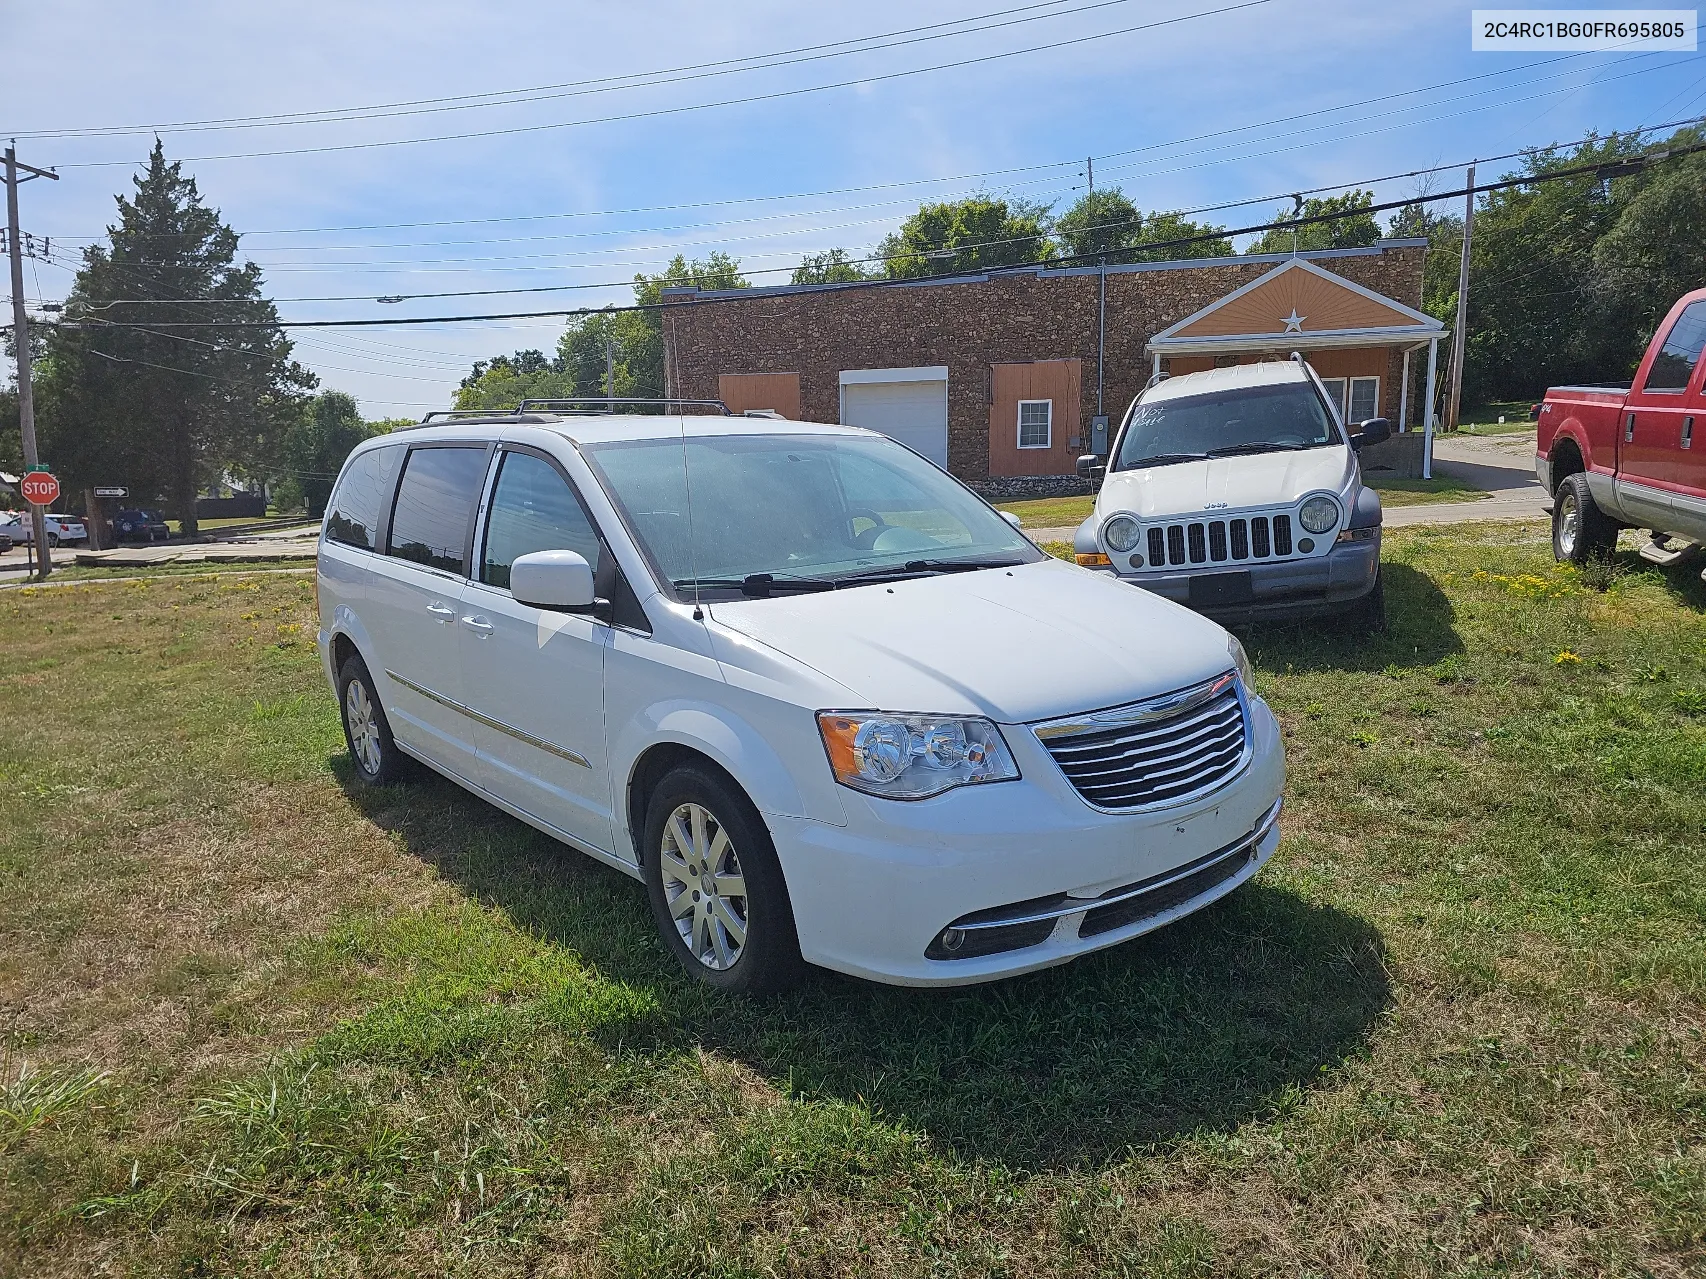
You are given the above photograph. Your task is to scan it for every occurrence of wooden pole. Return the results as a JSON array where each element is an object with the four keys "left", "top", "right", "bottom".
[{"left": 1445, "top": 162, "right": 1476, "bottom": 434}]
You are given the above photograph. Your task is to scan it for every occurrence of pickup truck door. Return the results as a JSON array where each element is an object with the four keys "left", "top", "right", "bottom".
[{"left": 1621, "top": 298, "right": 1706, "bottom": 530}]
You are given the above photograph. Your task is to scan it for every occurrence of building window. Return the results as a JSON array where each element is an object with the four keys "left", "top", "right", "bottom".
[
  {"left": 1017, "top": 400, "right": 1052, "bottom": 449},
  {"left": 1348, "top": 376, "right": 1380, "bottom": 423},
  {"left": 1319, "top": 378, "right": 1347, "bottom": 418}
]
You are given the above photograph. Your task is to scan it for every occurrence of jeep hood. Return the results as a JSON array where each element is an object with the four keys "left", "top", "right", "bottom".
[
  {"left": 1097, "top": 447, "right": 1356, "bottom": 520},
  {"left": 704, "top": 557, "right": 1235, "bottom": 724}
]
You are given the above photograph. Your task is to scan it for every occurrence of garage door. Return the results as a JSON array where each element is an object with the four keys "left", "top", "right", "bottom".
[{"left": 840, "top": 370, "right": 949, "bottom": 469}]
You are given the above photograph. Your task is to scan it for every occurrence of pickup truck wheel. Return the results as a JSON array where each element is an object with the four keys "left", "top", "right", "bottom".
[
  {"left": 1553, "top": 472, "right": 1618, "bottom": 564},
  {"left": 337, "top": 654, "right": 410, "bottom": 786},
  {"left": 643, "top": 765, "right": 803, "bottom": 995}
]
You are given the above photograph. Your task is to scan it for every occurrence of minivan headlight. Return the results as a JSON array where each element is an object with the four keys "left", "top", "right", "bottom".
[
  {"left": 817, "top": 712, "right": 1020, "bottom": 799},
  {"left": 1299, "top": 495, "right": 1340, "bottom": 535},
  {"left": 1102, "top": 514, "right": 1142, "bottom": 553},
  {"left": 1226, "top": 634, "right": 1255, "bottom": 688}
]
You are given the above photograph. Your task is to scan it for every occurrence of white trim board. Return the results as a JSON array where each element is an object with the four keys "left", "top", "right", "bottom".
[{"left": 839, "top": 366, "right": 949, "bottom": 386}]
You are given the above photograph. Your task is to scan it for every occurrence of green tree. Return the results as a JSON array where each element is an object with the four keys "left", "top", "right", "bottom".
[
  {"left": 1592, "top": 144, "right": 1706, "bottom": 349},
  {"left": 454, "top": 349, "right": 576, "bottom": 410},
  {"left": 791, "top": 248, "right": 877, "bottom": 284},
  {"left": 1056, "top": 188, "right": 1235, "bottom": 263},
  {"left": 36, "top": 142, "right": 314, "bottom": 535},
  {"left": 878, "top": 196, "right": 1055, "bottom": 278},
  {"left": 282, "top": 391, "right": 379, "bottom": 517},
  {"left": 1247, "top": 190, "right": 1382, "bottom": 255}
]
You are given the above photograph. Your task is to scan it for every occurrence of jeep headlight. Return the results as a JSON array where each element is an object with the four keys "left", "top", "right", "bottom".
[
  {"left": 1299, "top": 495, "right": 1340, "bottom": 535},
  {"left": 817, "top": 712, "right": 1020, "bottom": 799},
  {"left": 1102, "top": 514, "right": 1142, "bottom": 553}
]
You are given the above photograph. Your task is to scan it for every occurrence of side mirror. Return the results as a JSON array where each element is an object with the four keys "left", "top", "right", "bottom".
[
  {"left": 999, "top": 510, "right": 1024, "bottom": 531},
  {"left": 1350, "top": 417, "right": 1391, "bottom": 450},
  {"left": 510, "top": 549, "right": 596, "bottom": 610},
  {"left": 1076, "top": 454, "right": 1107, "bottom": 482}
]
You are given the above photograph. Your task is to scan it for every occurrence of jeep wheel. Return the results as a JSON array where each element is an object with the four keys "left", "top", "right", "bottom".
[{"left": 1553, "top": 472, "right": 1618, "bottom": 564}]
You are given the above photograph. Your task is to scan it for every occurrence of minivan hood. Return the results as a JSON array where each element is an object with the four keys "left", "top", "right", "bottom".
[
  {"left": 705, "top": 557, "right": 1235, "bottom": 724},
  {"left": 1097, "top": 447, "right": 1355, "bottom": 520}
]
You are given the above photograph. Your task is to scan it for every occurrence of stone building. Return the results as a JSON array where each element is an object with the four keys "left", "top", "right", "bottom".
[{"left": 660, "top": 239, "right": 1445, "bottom": 491}]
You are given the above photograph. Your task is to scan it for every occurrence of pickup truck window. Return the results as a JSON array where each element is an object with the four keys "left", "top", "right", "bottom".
[
  {"left": 1115, "top": 382, "right": 1341, "bottom": 471},
  {"left": 1642, "top": 300, "right": 1706, "bottom": 393}
]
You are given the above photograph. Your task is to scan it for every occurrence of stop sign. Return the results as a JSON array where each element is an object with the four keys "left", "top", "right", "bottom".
[{"left": 20, "top": 472, "right": 60, "bottom": 506}]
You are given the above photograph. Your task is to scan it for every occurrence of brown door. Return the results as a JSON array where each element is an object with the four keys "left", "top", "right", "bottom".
[
  {"left": 988, "top": 361, "right": 1082, "bottom": 477},
  {"left": 718, "top": 373, "right": 802, "bottom": 419}
]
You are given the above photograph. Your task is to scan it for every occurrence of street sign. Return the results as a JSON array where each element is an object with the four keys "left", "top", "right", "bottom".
[
  {"left": 20, "top": 471, "right": 59, "bottom": 506},
  {"left": 93, "top": 486, "right": 128, "bottom": 498}
]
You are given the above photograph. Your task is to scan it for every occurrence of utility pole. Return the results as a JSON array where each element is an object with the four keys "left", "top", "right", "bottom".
[
  {"left": 5, "top": 145, "right": 60, "bottom": 580},
  {"left": 1089, "top": 156, "right": 1107, "bottom": 422},
  {"left": 604, "top": 334, "right": 616, "bottom": 400},
  {"left": 1445, "top": 161, "right": 1476, "bottom": 434}
]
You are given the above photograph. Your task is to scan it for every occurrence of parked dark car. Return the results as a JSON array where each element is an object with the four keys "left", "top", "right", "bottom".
[{"left": 112, "top": 509, "right": 171, "bottom": 542}]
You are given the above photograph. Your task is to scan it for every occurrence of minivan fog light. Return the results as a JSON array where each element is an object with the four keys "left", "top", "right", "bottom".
[
  {"left": 818, "top": 712, "right": 1020, "bottom": 799},
  {"left": 1299, "top": 495, "right": 1339, "bottom": 534}
]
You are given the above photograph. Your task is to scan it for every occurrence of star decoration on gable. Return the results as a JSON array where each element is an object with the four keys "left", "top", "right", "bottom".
[{"left": 1282, "top": 308, "right": 1306, "bottom": 333}]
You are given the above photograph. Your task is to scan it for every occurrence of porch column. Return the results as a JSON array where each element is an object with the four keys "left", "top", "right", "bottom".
[
  {"left": 1398, "top": 346, "right": 1412, "bottom": 433},
  {"left": 1421, "top": 336, "right": 1440, "bottom": 480},
  {"left": 1152, "top": 351, "right": 1162, "bottom": 382}
]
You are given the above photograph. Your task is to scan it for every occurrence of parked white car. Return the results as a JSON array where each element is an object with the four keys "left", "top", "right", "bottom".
[
  {"left": 1075, "top": 361, "right": 1390, "bottom": 629},
  {"left": 0, "top": 511, "right": 87, "bottom": 547},
  {"left": 317, "top": 405, "right": 1285, "bottom": 992}
]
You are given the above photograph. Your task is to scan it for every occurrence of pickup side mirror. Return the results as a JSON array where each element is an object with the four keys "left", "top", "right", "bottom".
[
  {"left": 1076, "top": 454, "right": 1107, "bottom": 482},
  {"left": 1350, "top": 417, "right": 1391, "bottom": 450},
  {"left": 510, "top": 549, "right": 597, "bottom": 610}
]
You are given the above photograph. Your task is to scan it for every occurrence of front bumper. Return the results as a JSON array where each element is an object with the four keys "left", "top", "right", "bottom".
[
  {"left": 1112, "top": 535, "right": 1380, "bottom": 622},
  {"left": 769, "top": 693, "right": 1285, "bottom": 986}
]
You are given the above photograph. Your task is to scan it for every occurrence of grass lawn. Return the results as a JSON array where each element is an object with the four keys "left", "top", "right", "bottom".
[
  {"left": 995, "top": 494, "right": 1094, "bottom": 529},
  {"left": 163, "top": 515, "right": 316, "bottom": 536},
  {"left": 1367, "top": 476, "right": 1491, "bottom": 507},
  {"left": 1458, "top": 401, "right": 1539, "bottom": 436},
  {"left": 3, "top": 528, "right": 1705, "bottom": 1276}
]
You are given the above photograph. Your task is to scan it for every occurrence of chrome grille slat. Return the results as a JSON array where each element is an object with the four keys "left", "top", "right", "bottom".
[{"left": 1036, "top": 677, "right": 1251, "bottom": 812}]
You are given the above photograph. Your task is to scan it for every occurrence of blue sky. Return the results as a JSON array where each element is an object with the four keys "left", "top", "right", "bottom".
[{"left": 7, "top": 0, "right": 1703, "bottom": 416}]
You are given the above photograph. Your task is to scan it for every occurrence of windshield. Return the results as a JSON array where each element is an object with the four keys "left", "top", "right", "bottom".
[
  {"left": 1114, "top": 380, "right": 1341, "bottom": 471},
  {"left": 582, "top": 431, "right": 1039, "bottom": 599}
]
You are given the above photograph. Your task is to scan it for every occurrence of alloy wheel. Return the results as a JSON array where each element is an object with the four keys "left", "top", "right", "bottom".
[
  {"left": 659, "top": 802, "right": 749, "bottom": 970},
  {"left": 344, "top": 679, "right": 384, "bottom": 777},
  {"left": 1558, "top": 491, "right": 1580, "bottom": 557}
]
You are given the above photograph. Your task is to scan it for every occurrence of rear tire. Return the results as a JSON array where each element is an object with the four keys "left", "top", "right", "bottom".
[
  {"left": 337, "top": 654, "right": 410, "bottom": 786},
  {"left": 643, "top": 765, "right": 803, "bottom": 995},
  {"left": 1553, "top": 472, "right": 1618, "bottom": 564}
]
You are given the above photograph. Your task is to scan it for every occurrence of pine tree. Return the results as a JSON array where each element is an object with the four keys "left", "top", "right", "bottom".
[{"left": 39, "top": 142, "right": 313, "bottom": 535}]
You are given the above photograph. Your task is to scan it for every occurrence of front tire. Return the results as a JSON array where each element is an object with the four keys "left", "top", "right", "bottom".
[
  {"left": 1553, "top": 472, "right": 1617, "bottom": 564},
  {"left": 337, "top": 654, "right": 410, "bottom": 786},
  {"left": 643, "top": 765, "right": 803, "bottom": 995}
]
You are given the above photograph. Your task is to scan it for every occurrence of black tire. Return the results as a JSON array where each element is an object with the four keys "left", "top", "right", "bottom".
[
  {"left": 46, "top": 534, "right": 59, "bottom": 550},
  {"left": 1553, "top": 472, "right": 1618, "bottom": 564},
  {"left": 336, "top": 654, "right": 410, "bottom": 786},
  {"left": 643, "top": 764, "right": 803, "bottom": 995}
]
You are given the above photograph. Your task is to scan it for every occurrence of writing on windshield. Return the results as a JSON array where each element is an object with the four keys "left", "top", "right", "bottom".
[{"left": 1115, "top": 381, "right": 1339, "bottom": 471}]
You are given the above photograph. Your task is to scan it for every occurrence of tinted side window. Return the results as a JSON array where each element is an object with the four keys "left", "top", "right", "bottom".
[
  {"left": 481, "top": 451, "right": 601, "bottom": 590},
  {"left": 1644, "top": 300, "right": 1706, "bottom": 392},
  {"left": 326, "top": 445, "right": 402, "bottom": 550},
  {"left": 387, "top": 446, "right": 488, "bottom": 576}
]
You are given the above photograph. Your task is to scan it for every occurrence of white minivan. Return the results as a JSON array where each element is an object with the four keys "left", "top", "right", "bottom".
[{"left": 316, "top": 402, "right": 1285, "bottom": 992}]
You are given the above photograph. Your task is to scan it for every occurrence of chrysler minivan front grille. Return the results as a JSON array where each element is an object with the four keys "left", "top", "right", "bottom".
[
  {"left": 1034, "top": 674, "right": 1250, "bottom": 811},
  {"left": 1144, "top": 515, "right": 1295, "bottom": 568}
]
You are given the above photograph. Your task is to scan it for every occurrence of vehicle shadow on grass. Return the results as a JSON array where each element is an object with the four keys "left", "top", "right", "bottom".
[
  {"left": 1237, "top": 560, "right": 1462, "bottom": 674},
  {"left": 346, "top": 770, "right": 1392, "bottom": 1171}
]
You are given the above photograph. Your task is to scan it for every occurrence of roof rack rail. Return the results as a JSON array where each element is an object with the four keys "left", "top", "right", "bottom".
[
  {"left": 516, "top": 396, "right": 732, "bottom": 415},
  {"left": 413, "top": 408, "right": 531, "bottom": 425}
]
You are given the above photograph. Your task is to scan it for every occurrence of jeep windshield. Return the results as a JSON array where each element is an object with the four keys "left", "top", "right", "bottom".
[
  {"left": 582, "top": 431, "right": 1040, "bottom": 600},
  {"left": 1114, "top": 381, "right": 1341, "bottom": 471}
]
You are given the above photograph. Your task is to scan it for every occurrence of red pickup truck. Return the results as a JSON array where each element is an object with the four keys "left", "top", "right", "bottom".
[{"left": 1537, "top": 287, "right": 1706, "bottom": 570}]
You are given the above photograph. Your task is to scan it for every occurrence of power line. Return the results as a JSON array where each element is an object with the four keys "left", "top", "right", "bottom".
[
  {"left": 38, "top": 138, "right": 1695, "bottom": 333},
  {"left": 43, "top": 0, "right": 1286, "bottom": 168},
  {"left": 11, "top": 0, "right": 1126, "bottom": 139}
]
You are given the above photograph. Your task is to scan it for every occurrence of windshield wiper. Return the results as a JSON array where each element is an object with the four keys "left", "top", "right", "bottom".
[
  {"left": 836, "top": 556, "right": 1028, "bottom": 584},
  {"left": 1122, "top": 452, "right": 1209, "bottom": 468},
  {"left": 671, "top": 573, "right": 837, "bottom": 598},
  {"left": 1205, "top": 441, "right": 1309, "bottom": 457}
]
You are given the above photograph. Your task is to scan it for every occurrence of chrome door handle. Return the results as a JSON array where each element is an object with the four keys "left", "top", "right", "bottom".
[
  {"left": 426, "top": 601, "right": 456, "bottom": 622},
  {"left": 461, "top": 615, "right": 494, "bottom": 636}
]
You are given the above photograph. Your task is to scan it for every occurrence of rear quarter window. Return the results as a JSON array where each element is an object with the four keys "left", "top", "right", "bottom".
[{"left": 326, "top": 445, "right": 403, "bottom": 551}]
